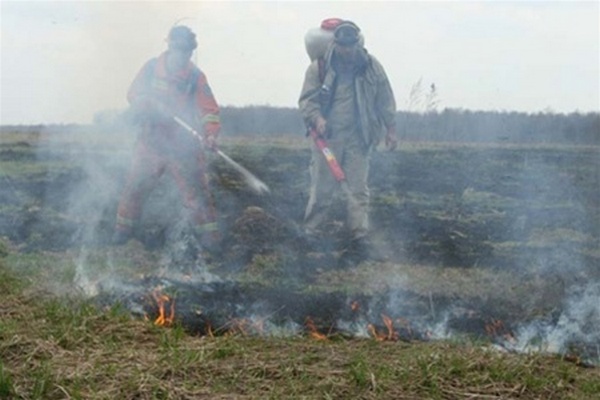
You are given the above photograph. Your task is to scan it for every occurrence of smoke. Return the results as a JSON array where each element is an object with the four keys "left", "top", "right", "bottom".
[
  {"left": 359, "top": 115, "right": 599, "bottom": 363},
  {"left": 47, "top": 118, "right": 136, "bottom": 295},
  {"left": 506, "top": 282, "right": 600, "bottom": 364},
  {"left": 506, "top": 147, "right": 598, "bottom": 364},
  {"left": 16, "top": 104, "right": 597, "bottom": 366},
  {"left": 52, "top": 109, "right": 271, "bottom": 299}
]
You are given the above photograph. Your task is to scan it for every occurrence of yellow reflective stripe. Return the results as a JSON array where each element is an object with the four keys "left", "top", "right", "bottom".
[
  {"left": 194, "top": 222, "right": 219, "bottom": 235},
  {"left": 201, "top": 114, "right": 220, "bottom": 124}
]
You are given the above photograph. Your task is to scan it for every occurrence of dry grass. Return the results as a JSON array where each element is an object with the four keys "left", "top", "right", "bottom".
[{"left": 1, "top": 256, "right": 599, "bottom": 400}]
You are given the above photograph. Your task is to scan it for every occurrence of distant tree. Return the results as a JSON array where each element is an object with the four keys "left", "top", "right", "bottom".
[
  {"left": 425, "top": 83, "right": 441, "bottom": 113},
  {"left": 407, "top": 78, "right": 423, "bottom": 112},
  {"left": 407, "top": 78, "right": 441, "bottom": 114}
]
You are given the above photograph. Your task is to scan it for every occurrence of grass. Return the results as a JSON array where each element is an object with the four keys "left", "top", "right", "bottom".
[{"left": 1, "top": 246, "right": 599, "bottom": 399}]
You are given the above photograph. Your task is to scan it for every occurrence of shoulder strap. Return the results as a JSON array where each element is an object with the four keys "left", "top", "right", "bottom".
[
  {"left": 317, "top": 57, "right": 326, "bottom": 84},
  {"left": 144, "top": 58, "right": 200, "bottom": 97},
  {"left": 187, "top": 66, "right": 201, "bottom": 96}
]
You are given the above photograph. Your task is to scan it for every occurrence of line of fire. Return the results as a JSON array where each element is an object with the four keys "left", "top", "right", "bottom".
[{"left": 91, "top": 275, "right": 597, "bottom": 368}]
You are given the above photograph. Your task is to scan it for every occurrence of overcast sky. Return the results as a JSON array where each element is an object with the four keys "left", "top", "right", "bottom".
[{"left": 1, "top": 1, "right": 598, "bottom": 124}]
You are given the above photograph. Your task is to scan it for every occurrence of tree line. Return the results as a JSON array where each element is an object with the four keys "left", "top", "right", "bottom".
[
  {"left": 219, "top": 106, "right": 600, "bottom": 145},
  {"left": 3, "top": 107, "right": 598, "bottom": 146}
]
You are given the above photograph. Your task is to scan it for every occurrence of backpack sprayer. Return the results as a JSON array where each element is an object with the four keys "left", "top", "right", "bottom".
[
  {"left": 303, "top": 19, "right": 364, "bottom": 184},
  {"left": 303, "top": 19, "right": 366, "bottom": 207},
  {"left": 172, "top": 115, "right": 270, "bottom": 196}
]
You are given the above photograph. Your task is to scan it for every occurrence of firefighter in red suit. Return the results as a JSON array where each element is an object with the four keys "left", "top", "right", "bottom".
[{"left": 113, "top": 25, "right": 221, "bottom": 253}]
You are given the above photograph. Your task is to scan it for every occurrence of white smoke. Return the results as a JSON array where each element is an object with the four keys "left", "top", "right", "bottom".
[{"left": 506, "top": 282, "right": 600, "bottom": 363}]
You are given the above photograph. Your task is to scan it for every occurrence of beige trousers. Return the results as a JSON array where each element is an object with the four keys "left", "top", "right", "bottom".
[{"left": 303, "top": 132, "right": 370, "bottom": 239}]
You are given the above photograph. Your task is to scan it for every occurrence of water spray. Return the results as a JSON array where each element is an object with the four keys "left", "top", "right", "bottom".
[{"left": 172, "top": 115, "right": 270, "bottom": 196}]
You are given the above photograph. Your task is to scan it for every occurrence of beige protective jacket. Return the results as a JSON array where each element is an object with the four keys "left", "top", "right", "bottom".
[{"left": 299, "top": 45, "right": 397, "bottom": 149}]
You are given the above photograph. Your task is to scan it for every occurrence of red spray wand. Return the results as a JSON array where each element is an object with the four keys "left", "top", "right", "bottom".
[{"left": 308, "top": 128, "right": 346, "bottom": 182}]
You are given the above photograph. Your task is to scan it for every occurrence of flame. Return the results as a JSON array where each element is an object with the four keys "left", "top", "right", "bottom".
[
  {"left": 152, "top": 290, "right": 175, "bottom": 327},
  {"left": 305, "top": 317, "right": 328, "bottom": 340},
  {"left": 368, "top": 314, "right": 399, "bottom": 341},
  {"left": 484, "top": 318, "right": 517, "bottom": 343},
  {"left": 382, "top": 315, "right": 394, "bottom": 340},
  {"left": 485, "top": 318, "right": 506, "bottom": 337},
  {"left": 367, "top": 323, "right": 383, "bottom": 341}
]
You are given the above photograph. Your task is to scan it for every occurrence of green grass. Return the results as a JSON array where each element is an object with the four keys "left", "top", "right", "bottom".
[
  {"left": 1, "top": 249, "right": 599, "bottom": 399},
  {"left": 0, "top": 160, "right": 76, "bottom": 178}
]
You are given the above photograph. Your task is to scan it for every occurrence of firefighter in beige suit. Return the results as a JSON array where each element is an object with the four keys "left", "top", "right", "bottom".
[{"left": 298, "top": 21, "right": 398, "bottom": 265}]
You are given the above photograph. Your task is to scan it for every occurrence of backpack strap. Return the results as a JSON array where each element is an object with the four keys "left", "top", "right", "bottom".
[
  {"left": 144, "top": 58, "right": 200, "bottom": 97},
  {"left": 317, "top": 57, "right": 336, "bottom": 118},
  {"left": 185, "top": 66, "right": 201, "bottom": 96},
  {"left": 317, "top": 57, "right": 326, "bottom": 84}
]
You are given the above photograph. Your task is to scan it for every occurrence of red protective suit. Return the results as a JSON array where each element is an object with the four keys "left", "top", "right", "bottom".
[{"left": 115, "top": 52, "right": 220, "bottom": 246}]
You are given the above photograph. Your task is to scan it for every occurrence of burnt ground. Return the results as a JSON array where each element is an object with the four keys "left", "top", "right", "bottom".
[{"left": 0, "top": 130, "right": 599, "bottom": 363}]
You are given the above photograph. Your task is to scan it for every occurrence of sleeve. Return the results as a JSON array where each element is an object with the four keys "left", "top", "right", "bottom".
[
  {"left": 194, "top": 71, "right": 221, "bottom": 138},
  {"left": 127, "top": 59, "right": 156, "bottom": 106},
  {"left": 298, "top": 61, "right": 324, "bottom": 128},
  {"left": 373, "top": 59, "right": 397, "bottom": 130}
]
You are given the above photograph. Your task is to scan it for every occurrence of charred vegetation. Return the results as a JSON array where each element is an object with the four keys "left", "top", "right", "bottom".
[{"left": 0, "top": 115, "right": 599, "bottom": 365}]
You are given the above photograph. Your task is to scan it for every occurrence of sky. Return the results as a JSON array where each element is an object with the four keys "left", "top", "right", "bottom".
[{"left": 1, "top": 0, "right": 599, "bottom": 125}]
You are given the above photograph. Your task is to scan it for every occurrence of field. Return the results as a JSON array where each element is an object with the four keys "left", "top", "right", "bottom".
[{"left": 0, "top": 126, "right": 599, "bottom": 399}]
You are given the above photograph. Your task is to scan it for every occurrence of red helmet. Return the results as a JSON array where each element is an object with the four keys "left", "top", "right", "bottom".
[{"left": 320, "top": 18, "right": 344, "bottom": 31}]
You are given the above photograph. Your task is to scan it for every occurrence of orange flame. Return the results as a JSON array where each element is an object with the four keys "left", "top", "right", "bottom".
[
  {"left": 382, "top": 314, "right": 395, "bottom": 340},
  {"left": 485, "top": 318, "right": 505, "bottom": 337},
  {"left": 305, "top": 317, "right": 328, "bottom": 340},
  {"left": 367, "top": 323, "right": 383, "bottom": 341},
  {"left": 152, "top": 290, "right": 175, "bottom": 327},
  {"left": 368, "top": 314, "right": 399, "bottom": 341},
  {"left": 485, "top": 318, "right": 516, "bottom": 343}
]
